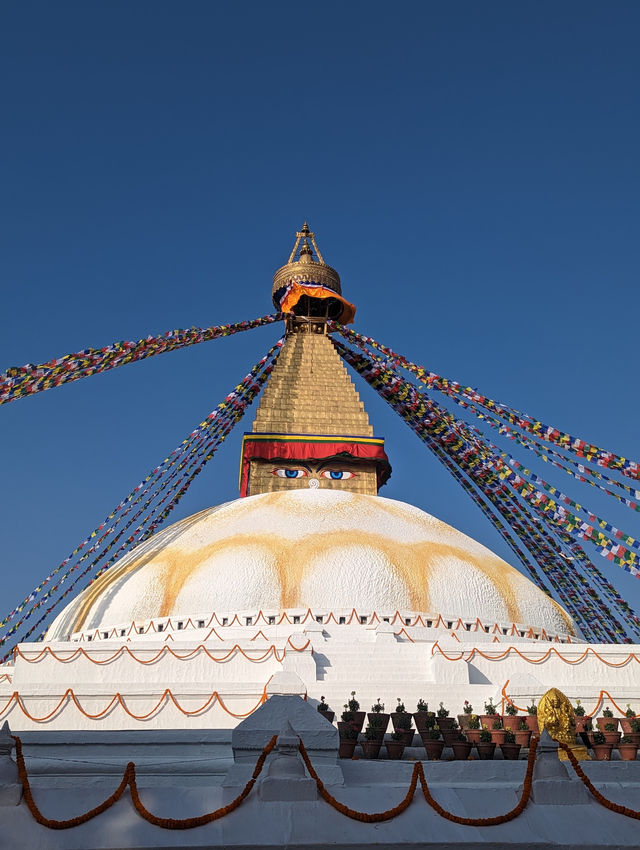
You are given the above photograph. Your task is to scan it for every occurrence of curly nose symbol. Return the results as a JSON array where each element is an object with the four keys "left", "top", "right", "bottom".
[{"left": 308, "top": 478, "right": 319, "bottom": 489}]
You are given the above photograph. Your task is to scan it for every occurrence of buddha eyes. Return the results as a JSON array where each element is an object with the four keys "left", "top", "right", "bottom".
[{"left": 271, "top": 468, "right": 357, "bottom": 480}]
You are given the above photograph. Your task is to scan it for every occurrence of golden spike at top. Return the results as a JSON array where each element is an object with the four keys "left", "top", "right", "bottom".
[{"left": 287, "top": 222, "right": 326, "bottom": 265}]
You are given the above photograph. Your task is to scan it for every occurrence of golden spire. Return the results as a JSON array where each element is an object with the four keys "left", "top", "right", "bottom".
[
  {"left": 238, "top": 226, "right": 390, "bottom": 497},
  {"left": 271, "top": 223, "right": 354, "bottom": 324}
]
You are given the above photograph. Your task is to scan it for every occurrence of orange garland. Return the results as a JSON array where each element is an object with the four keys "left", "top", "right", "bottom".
[
  {"left": 13, "top": 733, "right": 277, "bottom": 830},
  {"left": 14, "top": 638, "right": 310, "bottom": 667},
  {"left": 68, "top": 607, "right": 571, "bottom": 643},
  {"left": 13, "top": 732, "right": 639, "bottom": 831},
  {"left": 558, "top": 742, "right": 640, "bottom": 819},
  {"left": 297, "top": 737, "right": 539, "bottom": 826},
  {"left": 501, "top": 680, "right": 637, "bottom": 719},
  {"left": 432, "top": 641, "right": 640, "bottom": 669},
  {"left": 0, "top": 684, "right": 268, "bottom": 723}
]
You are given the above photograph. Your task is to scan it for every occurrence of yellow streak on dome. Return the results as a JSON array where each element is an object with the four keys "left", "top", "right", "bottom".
[{"left": 69, "top": 524, "right": 525, "bottom": 631}]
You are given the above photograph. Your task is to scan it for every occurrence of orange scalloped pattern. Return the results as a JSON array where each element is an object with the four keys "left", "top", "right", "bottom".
[
  {"left": 14, "top": 637, "right": 310, "bottom": 666},
  {"left": 501, "top": 680, "right": 637, "bottom": 719},
  {"left": 432, "top": 641, "right": 640, "bottom": 668},
  {"left": 0, "top": 684, "right": 269, "bottom": 723}
]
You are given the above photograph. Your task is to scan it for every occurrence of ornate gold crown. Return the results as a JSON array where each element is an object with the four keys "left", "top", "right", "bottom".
[{"left": 272, "top": 223, "right": 342, "bottom": 308}]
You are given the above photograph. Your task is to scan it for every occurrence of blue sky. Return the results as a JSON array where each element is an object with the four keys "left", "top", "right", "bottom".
[{"left": 1, "top": 1, "right": 639, "bottom": 634}]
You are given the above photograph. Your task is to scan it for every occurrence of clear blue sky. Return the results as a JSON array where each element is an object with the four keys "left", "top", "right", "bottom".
[{"left": 1, "top": 1, "right": 639, "bottom": 633}]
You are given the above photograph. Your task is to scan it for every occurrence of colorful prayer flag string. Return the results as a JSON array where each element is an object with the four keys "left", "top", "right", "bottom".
[
  {"left": 0, "top": 313, "right": 283, "bottom": 405},
  {"left": 334, "top": 337, "right": 637, "bottom": 643},
  {"left": 333, "top": 324, "right": 640, "bottom": 482},
  {"left": 0, "top": 339, "right": 283, "bottom": 661}
]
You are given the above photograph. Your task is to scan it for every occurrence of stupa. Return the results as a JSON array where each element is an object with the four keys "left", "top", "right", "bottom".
[{"left": 1, "top": 226, "right": 639, "bottom": 849}]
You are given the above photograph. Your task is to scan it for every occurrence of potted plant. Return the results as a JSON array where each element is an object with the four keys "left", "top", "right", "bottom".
[
  {"left": 451, "top": 730, "right": 472, "bottom": 760},
  {"left": 628, "top": 718, "right": 640, "bottom": 746},
  {"left": 436, "top": 701, "right": 454, "bottom": 731},
  {"left": 573, "top": 699, "right": 588, "bottom": 733},
  {"left": 514, "top": 719, "right": 532, "bottom": 748},
  {"left": 414, "top": 698, "right": 430, "bottom": 731},
  {"left": 500, "top": 728, "right": 522, "bottom": 760},
  {"left": 385, "top": 731, "right": 406, "bottom": 760},
  {"left": 390, "top": 698, "right": 407, "bottom": 730},
  {"left": 337, "top": 721, "right": 359, "bottom": 758},
  {"left": 480, "top": 698, "right": 499, "bottom": 729},
  {"left": 422, "top": 726, "right": 444, "bottom": 760},
  {"left": 618, "top": 736, "right": 638, "bottom": 761},
  {"left": 361, "top": 724, "right": 382, "bottom": 759},
  {"left": 346, "top": 691, "right": 366, "bottom": 732},
  {"left": 458, "top": 700, "right": 473, "bottom": 729},
  {"left": 524, "top": 701, "right": 539, "bottom": 734},
  {"left": 490, "top": 717, "right": 506, "bottom": 745},
  {"left": 367, "top": 698, "right": 389, "bottom": 738},
  {"left": 620, "top": 705, "right": 637, "bottom": 735},
  {"left": 393, "top": 702, "right": 415, "bottom": 745},
  {"left": 476, "top": 727, "right": 496, "bottom": 760},
  {"left": 590, "top": 730, "right": 613, "bottom": 761},
  {"left": 465, "top": 714, "right": 481, "bottom": 745},
  {"left": 597, "top": 706, "right": 618, "bottom": 733},
  {"left": 602, "top": 721, "right": 621, "bottom": 746},
  {"left": 338, "top": 705, "right": 355, "bottom": 738},
  {"left": 419, "top": 711, "right": 437, "bottom": 746},
  {"left": 317, "top": 696, "right": 335, "bottom": 724},
  {"left": 503, "top": 701, "right": 519, "bottom": 732}
]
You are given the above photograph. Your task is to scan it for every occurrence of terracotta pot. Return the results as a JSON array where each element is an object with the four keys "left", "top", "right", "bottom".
[
  {"left": 514, "top": 729, "right": 532, "bottom": 748},
  {"left": 574, "top": 715, "right": 589, "bottom": 733},
  {"left": 457, "top": 713, "right": 472, "bottom": 730},
  {"left": 436, "top": 715, "right": 454, "bottom": 731},
  {"left": 423, "top": 739, "right": 445, "bottom": 760},
  {"left": 491, "top": 729, "right": 507, "bottom": 745},
  {"left": 618, "top": 744, "right": 638, "bottom": 761},
  {"left": 500, "top": 742, "right": 522, "bottom": 760},
  {"left": 390, "top": 711, "right": 413, "bottom": 732},
  {"left": 385, "top": 741, "right": 405, "bottom": 760},
  {"left": 466, "top": 729, "right": 481, "bottom": 745},
  {"left": 596, "top": 717, "right": 618, "bottom": 733},
  {"left": 476, "top": 741, "right": 496, "bottom": 760},
  {"left": 480, "top": 714, "right": 499, "bottom": 729},
  {"left": 502, "top": 714, "right": 519, "bottom": 732},
  {"left": 413, "top": 711, "right": 430, "bottom": 731},
  {"left": 452, "top": 741, "right": 473, "bottom": 760},
  {"left": 620, "top": 718, "right": 635, "bottom": 735},
  {"left": 353, "top": 711, "right": 366, "bottom": 732},
  {"left": 625, "top": 732, "right": 640, "bottom": 746},
  {"left": 400, "top": 730, "right": 415, "bottom": 747},
  {"left": 367, "top": 713, "right": 389, "bottom": 738},
  {"left": 591, "top": 743, "right": 613, "bottom": 761},
  {"left": 338, "top": 740, "right": 356, "bottom": 759},
  {"left": 338, "top": 721, "right": 357, "bottom": 738},
  {"left": 441, "top": 729, "right": 458, "bottom": 748},
  {"left": 523, "top": 715, "right": 539, "bottom": 734},
  {"left": 361, "top": 740, "right": 381, "bottom": 759},
  {"left": 603, "top": 731, "right": 621, "bottom": 746},
  {"left": 317, "top": 709, "right": 335, "bottom": 724}
]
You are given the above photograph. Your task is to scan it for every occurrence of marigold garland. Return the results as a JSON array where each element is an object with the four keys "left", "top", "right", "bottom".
[
  {"left": 13, "top": 734, "right": 277, "bottom": 830},
  {"left": 559, "top": 742, "right": 640, "bottom": 819},
  {"left": 0, "top": 685, "right": 269, "bottom": 723}
]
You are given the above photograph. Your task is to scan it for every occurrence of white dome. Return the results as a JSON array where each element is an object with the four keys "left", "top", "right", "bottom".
[{"left": 46, "top": 490, "right": 577, "bottom": 639}]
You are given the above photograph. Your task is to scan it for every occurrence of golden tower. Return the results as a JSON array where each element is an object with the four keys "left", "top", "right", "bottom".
[{"left": 240, "top": 224, "right": 391, "bottom": 497}]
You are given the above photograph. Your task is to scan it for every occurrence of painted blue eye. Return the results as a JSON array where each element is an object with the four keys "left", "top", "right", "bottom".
[
  {"left": 320, "top": 470, "right": 356, "bottom": 480},
  {"left": 272, "top": 468, "right": 307, "bottom": 479},
  {"left": 330, "top": 471, "right": 343, "bottom": 480}
]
